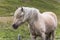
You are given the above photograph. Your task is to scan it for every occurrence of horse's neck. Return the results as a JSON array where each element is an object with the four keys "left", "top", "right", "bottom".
[
  {"left": 28, "top": 13, "right": 44, "bottom": 31},
  {"left": 28, "top": 12, "right": 42, "bottom": 25}
]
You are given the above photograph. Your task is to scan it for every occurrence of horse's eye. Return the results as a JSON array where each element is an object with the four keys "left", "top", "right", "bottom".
[
  {"left": 20, "top": 14, "right": 24, "bottom": 17},
  {"left": 20, "top": 15, "right": 22, "bottom": 17},
  {"left": 16, "top": 15, "right": 22, "bottom": 18}
]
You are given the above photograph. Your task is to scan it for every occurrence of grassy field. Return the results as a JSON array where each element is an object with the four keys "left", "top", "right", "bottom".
[
  {"left": 0, "top": 0, "right": 60, "bottom": 16},
  {"left": 0, "top": 0, "right": 60, "bottom": 40},
  {"left": 0, "top": 17, "right": 30, "bottom": 40},
  {"left": 0, "top": 16, "right": 59, "bottom": 40}
]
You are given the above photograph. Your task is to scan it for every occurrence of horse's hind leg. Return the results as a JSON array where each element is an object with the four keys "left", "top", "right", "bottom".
[
  {"left": 51, "top": 31, "right": 55, "bottom": 40},
  {"left": 47, "top": 31, "right": 55, "bottom": 40},
  {"left": 45, "top": 35, "right": 50, "bottom": 40},
  {"left": 46, "top": 32, "right": 51, "bottom": 40}
]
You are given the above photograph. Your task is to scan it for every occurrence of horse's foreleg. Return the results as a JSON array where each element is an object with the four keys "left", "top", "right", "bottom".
[
  {"left": 41, "top": 32, "right": 46, "bottom": 40},
  {"left": 30, "top": 34, "right": 36, "bottom": 40}
]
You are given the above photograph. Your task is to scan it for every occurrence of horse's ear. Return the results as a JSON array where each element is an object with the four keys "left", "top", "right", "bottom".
[{"left": 21, "top": 7, "right": 23, "bottom": 12}]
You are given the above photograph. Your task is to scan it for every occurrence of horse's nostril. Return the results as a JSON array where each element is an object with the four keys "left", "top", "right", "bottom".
[
  {"left": 12, "top": 24, "right": 18, "bottom": 29},
  {"left": 12, "top": 24, "right": 15, "bottom": 27}
]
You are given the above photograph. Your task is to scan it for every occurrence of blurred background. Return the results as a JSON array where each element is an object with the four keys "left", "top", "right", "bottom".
[{"left": 0, "top": 0, "right": 60, "bottom": 40}]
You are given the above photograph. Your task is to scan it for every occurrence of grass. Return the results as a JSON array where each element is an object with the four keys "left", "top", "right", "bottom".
[
  {"left": 0, "top": 18, "right": 30, "bottom": 40},
  {"left": 0, "top": 0, "right": 60, "bottom": 40},
  {"left": 0, "top": 16, "right": 60, "bottom": 40},
  {"left": 0, "top": 0, "right": 60, "bottom": 16}
]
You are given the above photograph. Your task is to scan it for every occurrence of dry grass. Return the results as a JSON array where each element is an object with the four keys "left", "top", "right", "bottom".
[
  {"left": 0, "top": 16, "right": 13, "bottom": 23},
  {"left": 0, "top": 16, "right": 60, "bottom": 23}
]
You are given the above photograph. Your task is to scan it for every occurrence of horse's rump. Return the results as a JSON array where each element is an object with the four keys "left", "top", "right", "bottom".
[{"left": 42, "top": 12, "right": 57, "bottom": 32}]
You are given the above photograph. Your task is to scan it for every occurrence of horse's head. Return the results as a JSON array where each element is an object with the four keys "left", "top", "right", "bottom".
[
  {"left": 12, "top": 7, "right": 30, "bottom": 29},
  {"left": 12, "top": 7, "right": 39, "bottom": 29}
]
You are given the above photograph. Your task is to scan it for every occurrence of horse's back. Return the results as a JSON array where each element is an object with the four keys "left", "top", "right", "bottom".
[
  {"left": 42, "top": 12, "right": 57, "bottom": 32},
  {"left": 42, "top": 12, "right": 57, "bottom": 22}
]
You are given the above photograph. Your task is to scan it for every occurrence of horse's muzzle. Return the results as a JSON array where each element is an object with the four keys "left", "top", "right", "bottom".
[{"left": 12, "top": 24, "right": 19, "bottom": 29}]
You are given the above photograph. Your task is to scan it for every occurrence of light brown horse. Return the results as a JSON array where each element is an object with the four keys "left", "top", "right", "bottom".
[{"left": 12, "top": 7, "right": 57, "bottom": 40}]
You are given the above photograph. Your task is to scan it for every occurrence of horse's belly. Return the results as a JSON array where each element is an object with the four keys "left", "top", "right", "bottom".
[
  {"left": 45, "top": 23, "right": 55, "bottom": 33},
  {"left": 29, "top": 25, "right": 41, "bottom": 36}
]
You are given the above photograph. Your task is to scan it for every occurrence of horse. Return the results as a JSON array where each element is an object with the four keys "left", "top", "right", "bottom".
[{"left": 12, "top": 7, "right": 57, "bottom": 40}]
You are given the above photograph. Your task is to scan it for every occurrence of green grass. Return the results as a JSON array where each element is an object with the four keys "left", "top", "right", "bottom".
[
  {"left": 0, "top": 21, "right": 30, "bottom": 40},
  {"left": 0, "top": 0, "right": 60, "bottom": 16},
  {"left": 0, "top": 19, "right": 60, "bottom": 40}
]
